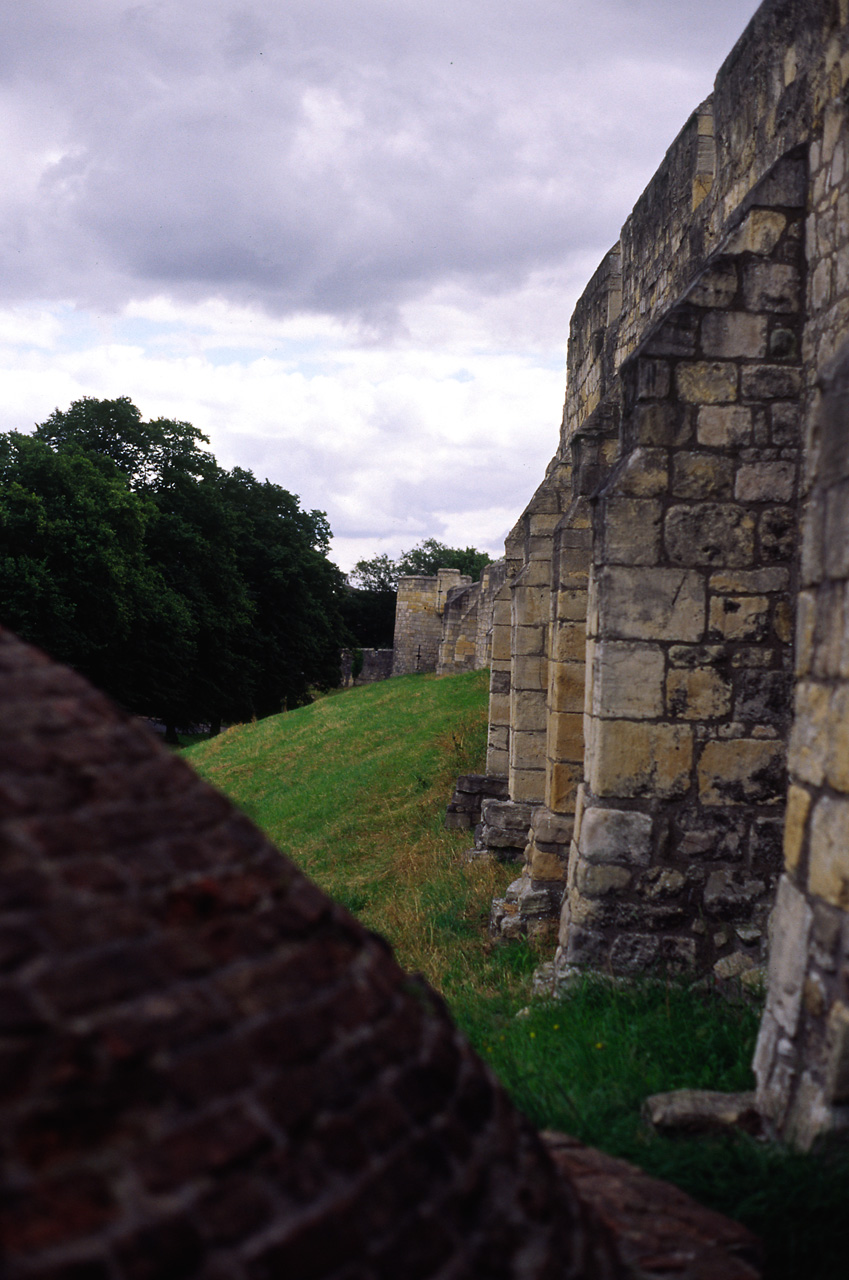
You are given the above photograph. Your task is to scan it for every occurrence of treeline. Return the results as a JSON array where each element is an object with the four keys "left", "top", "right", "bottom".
[{"left": 0, "top": 397, "right": 345, "bottom": 735}]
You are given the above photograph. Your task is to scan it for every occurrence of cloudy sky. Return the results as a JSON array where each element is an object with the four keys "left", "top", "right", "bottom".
[{"left": 1, "top": 0, "right": 762, "bottom": 572}]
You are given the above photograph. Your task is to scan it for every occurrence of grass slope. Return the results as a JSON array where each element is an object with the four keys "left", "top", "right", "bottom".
[{"left": 186, "top": 672, "right": 849, "bottom": 1280}]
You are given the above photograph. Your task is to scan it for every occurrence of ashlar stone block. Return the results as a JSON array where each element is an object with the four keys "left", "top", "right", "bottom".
[
  {"left": 579, "top": 806, "right": 653, "bottom": 865},
  {"left": 671, "top": 452, "right": 735, "bottom": 500},
  {"left": 602, "top": 498, "right": 662, "bottom": 565},
  {"left": 708, "top": 594, "right": 769, "bottom": 641},
  {"left": 675, "top": 361, "right": 738, "bottom": 404},
  {"left": 615, "top": 447, "right": 669, "bottom": 497},
  {"left": 701, "top": 311, "right": 768, "bottom": 359},
  {"left": 666, "top": 667, "right": 732, "bottom": 719},
  {"left": 809, "top": 795, "right": 849, "bottom": 908},
  {"left": 697, "top": 739, "right": 785, "bottom": 806},
  {"left": 735, "top": 461, "right": 796, "bottom": 503},
  {"left": 742, "top": 262, "right": 800, "bottom": 313},
  {"left": 764, "top": 874, "right": 813, "bottom": 1037},
  {"left": 591, "top": 641, "right": 665, "bottom": 719},
  {"left": 697, "top": 405, "right": 752, "bottom": 448},
  {"left": 546, "top": 761, "right": 583, "bottom": 814},
  {"left": 589, "top": 720, "right": 693, "bottom": 799},
  {"left": 575, "top": 860, "right": 632, "bottom": 897},
  {"left": 724, "top": 209, "right": 786, "bottom": 256},
  {"left": 547, "top": 711, "right": 584, "bottom": 763},
  {"left": 549, "top": 661, "right": 585, "bottom": 713},
  {"left": 665, "top": 505, "right": 755, "bottom": 567},
  {"left": 783, "top": 784, "right": 812, "bottom": 873},
  {"left": 596, "top": 567, "right": 705, "bottom": 642}
]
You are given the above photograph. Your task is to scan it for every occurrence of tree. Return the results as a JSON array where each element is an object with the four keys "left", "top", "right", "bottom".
[{"left": 1, "top": 399, "right": 346, "bottom": 731}]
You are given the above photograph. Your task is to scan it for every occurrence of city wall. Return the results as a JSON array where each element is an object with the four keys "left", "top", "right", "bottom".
[{"left": 476, "top": 0, "right": 849, "bottom": 1146}]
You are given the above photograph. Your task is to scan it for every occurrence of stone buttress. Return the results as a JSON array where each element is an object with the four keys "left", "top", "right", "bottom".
[{"left": 463, "top": 0, "right": 849, "bottom": 1147}]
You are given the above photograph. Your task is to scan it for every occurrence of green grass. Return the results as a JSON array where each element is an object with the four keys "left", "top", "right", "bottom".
[{"left": 185, "top": 671, "right": 849, "bottom": 1280}]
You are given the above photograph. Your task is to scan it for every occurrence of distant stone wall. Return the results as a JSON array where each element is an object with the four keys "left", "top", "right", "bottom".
[
  {"left": 468, "top": 0, "right": 849, "bottom": 1147},
  {"left": 341, "top": 647, "right": 394, "bottom": 686},
  {"left": 392, "top": 569, "right": 469, "bottom": 676},
  {"left": 391, "top": 562, "right": 506, "bottom": 678}
]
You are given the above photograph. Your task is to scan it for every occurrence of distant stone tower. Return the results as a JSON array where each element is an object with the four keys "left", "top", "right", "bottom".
[{"left": 392, "top": 568, "right": 470, "bottom": 675}]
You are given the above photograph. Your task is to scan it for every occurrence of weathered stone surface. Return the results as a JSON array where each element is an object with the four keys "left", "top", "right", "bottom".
[
  {"left": 579, "top": 807, "right": 653, "bottom": 865},
  {"left": 808, "top": 795, "right": 849, "bottom": 907},
  {"left": 697, "top": 404, "right": 752, "bottom": 447},
  {"left": 665, "top": 504, "right": 755, "bottom": 567},
  {"left": 676, "top": 361, "right": 739, "bottom": 404},
  {"left": 697, "top": 740, "right": 785, "bottom": 806},
  {"left": 643, "top": 1090, "right": 761, "bottom": 1135},
  {"left": 667, "top": 667, "right": 732, "bottom": 719},
  {"left": 595, "top": 567, "right": 705, "bottom": 642},
  {"left": 763, "top": 875, "right": 813, "bottom": 1038},
  {"left": 590, "top": 641, "right": 665, "bottom": 718},
  {"left": 589, "top": 721, "right": 693, "bottom": 800}
]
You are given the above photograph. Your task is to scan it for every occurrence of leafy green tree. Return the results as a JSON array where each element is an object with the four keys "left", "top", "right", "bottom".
[
  {"left": 396, "top": 538, "right": 492, "bottom": 582},
  {"left": 1, "top": 398, "right": 346, "bottom": 732}
]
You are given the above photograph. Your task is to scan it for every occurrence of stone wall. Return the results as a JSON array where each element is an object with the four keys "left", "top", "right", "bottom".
[
  {"left": 391, "top": 562, "right": 506, "bottom": 678},
  {"left": 472, "top": 0, "right": 849, "bottom": 1146},
  {"left": 340, "top": 647, "right": 394, "bottom": 686}
]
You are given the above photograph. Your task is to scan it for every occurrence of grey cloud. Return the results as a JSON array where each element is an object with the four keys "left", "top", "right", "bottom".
[{"left": 1, "top": 0, "right": 761, "bottom": 323}]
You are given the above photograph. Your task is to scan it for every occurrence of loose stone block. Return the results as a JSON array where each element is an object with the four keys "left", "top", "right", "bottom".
[
  {"left": 735, "top": 461, "right": 796, "bottom": 503},
  {"left": 701, "top": 311, "right": 768, "bottom": 359},
  {"left": 697, "top": 405, "right": 751, "bottom": 447},
  {"left": 665, "top": 504, "right": 755, "bottom": 567},
  {"left": 596, "top": 567, "right": 705, "bottom": 642},
  {"left": 589, "top": 721, "right": 693, "bottom": 799},
  {"left": 809, "top": 795, "right": 849, "bottom": 908},
  {"left": 671, "top": 453, "right": 735, "bottom": 500},
  {"left": 666, "top": 667, "right": 732, "bottom": 719},
  {"left": 675, "top": 361, "right": 738, "bottom": 404},
  {"left": 697, "top": 739, "right": 785, "bottom": 806},
  {"left": 602, "top": 498, "right": 662, "bottom": 564},
  {"left": 579, "top": 806, "right": 653, "bottom": 865},
  {"left": 742, "top": 262, "right": 800, "bottom": 312},
  {"left": 708, "top": 594, "right": 769, "bottom": 641},
  {"left": 590, "top": 641, "right": 665, "bottom": 719}
]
